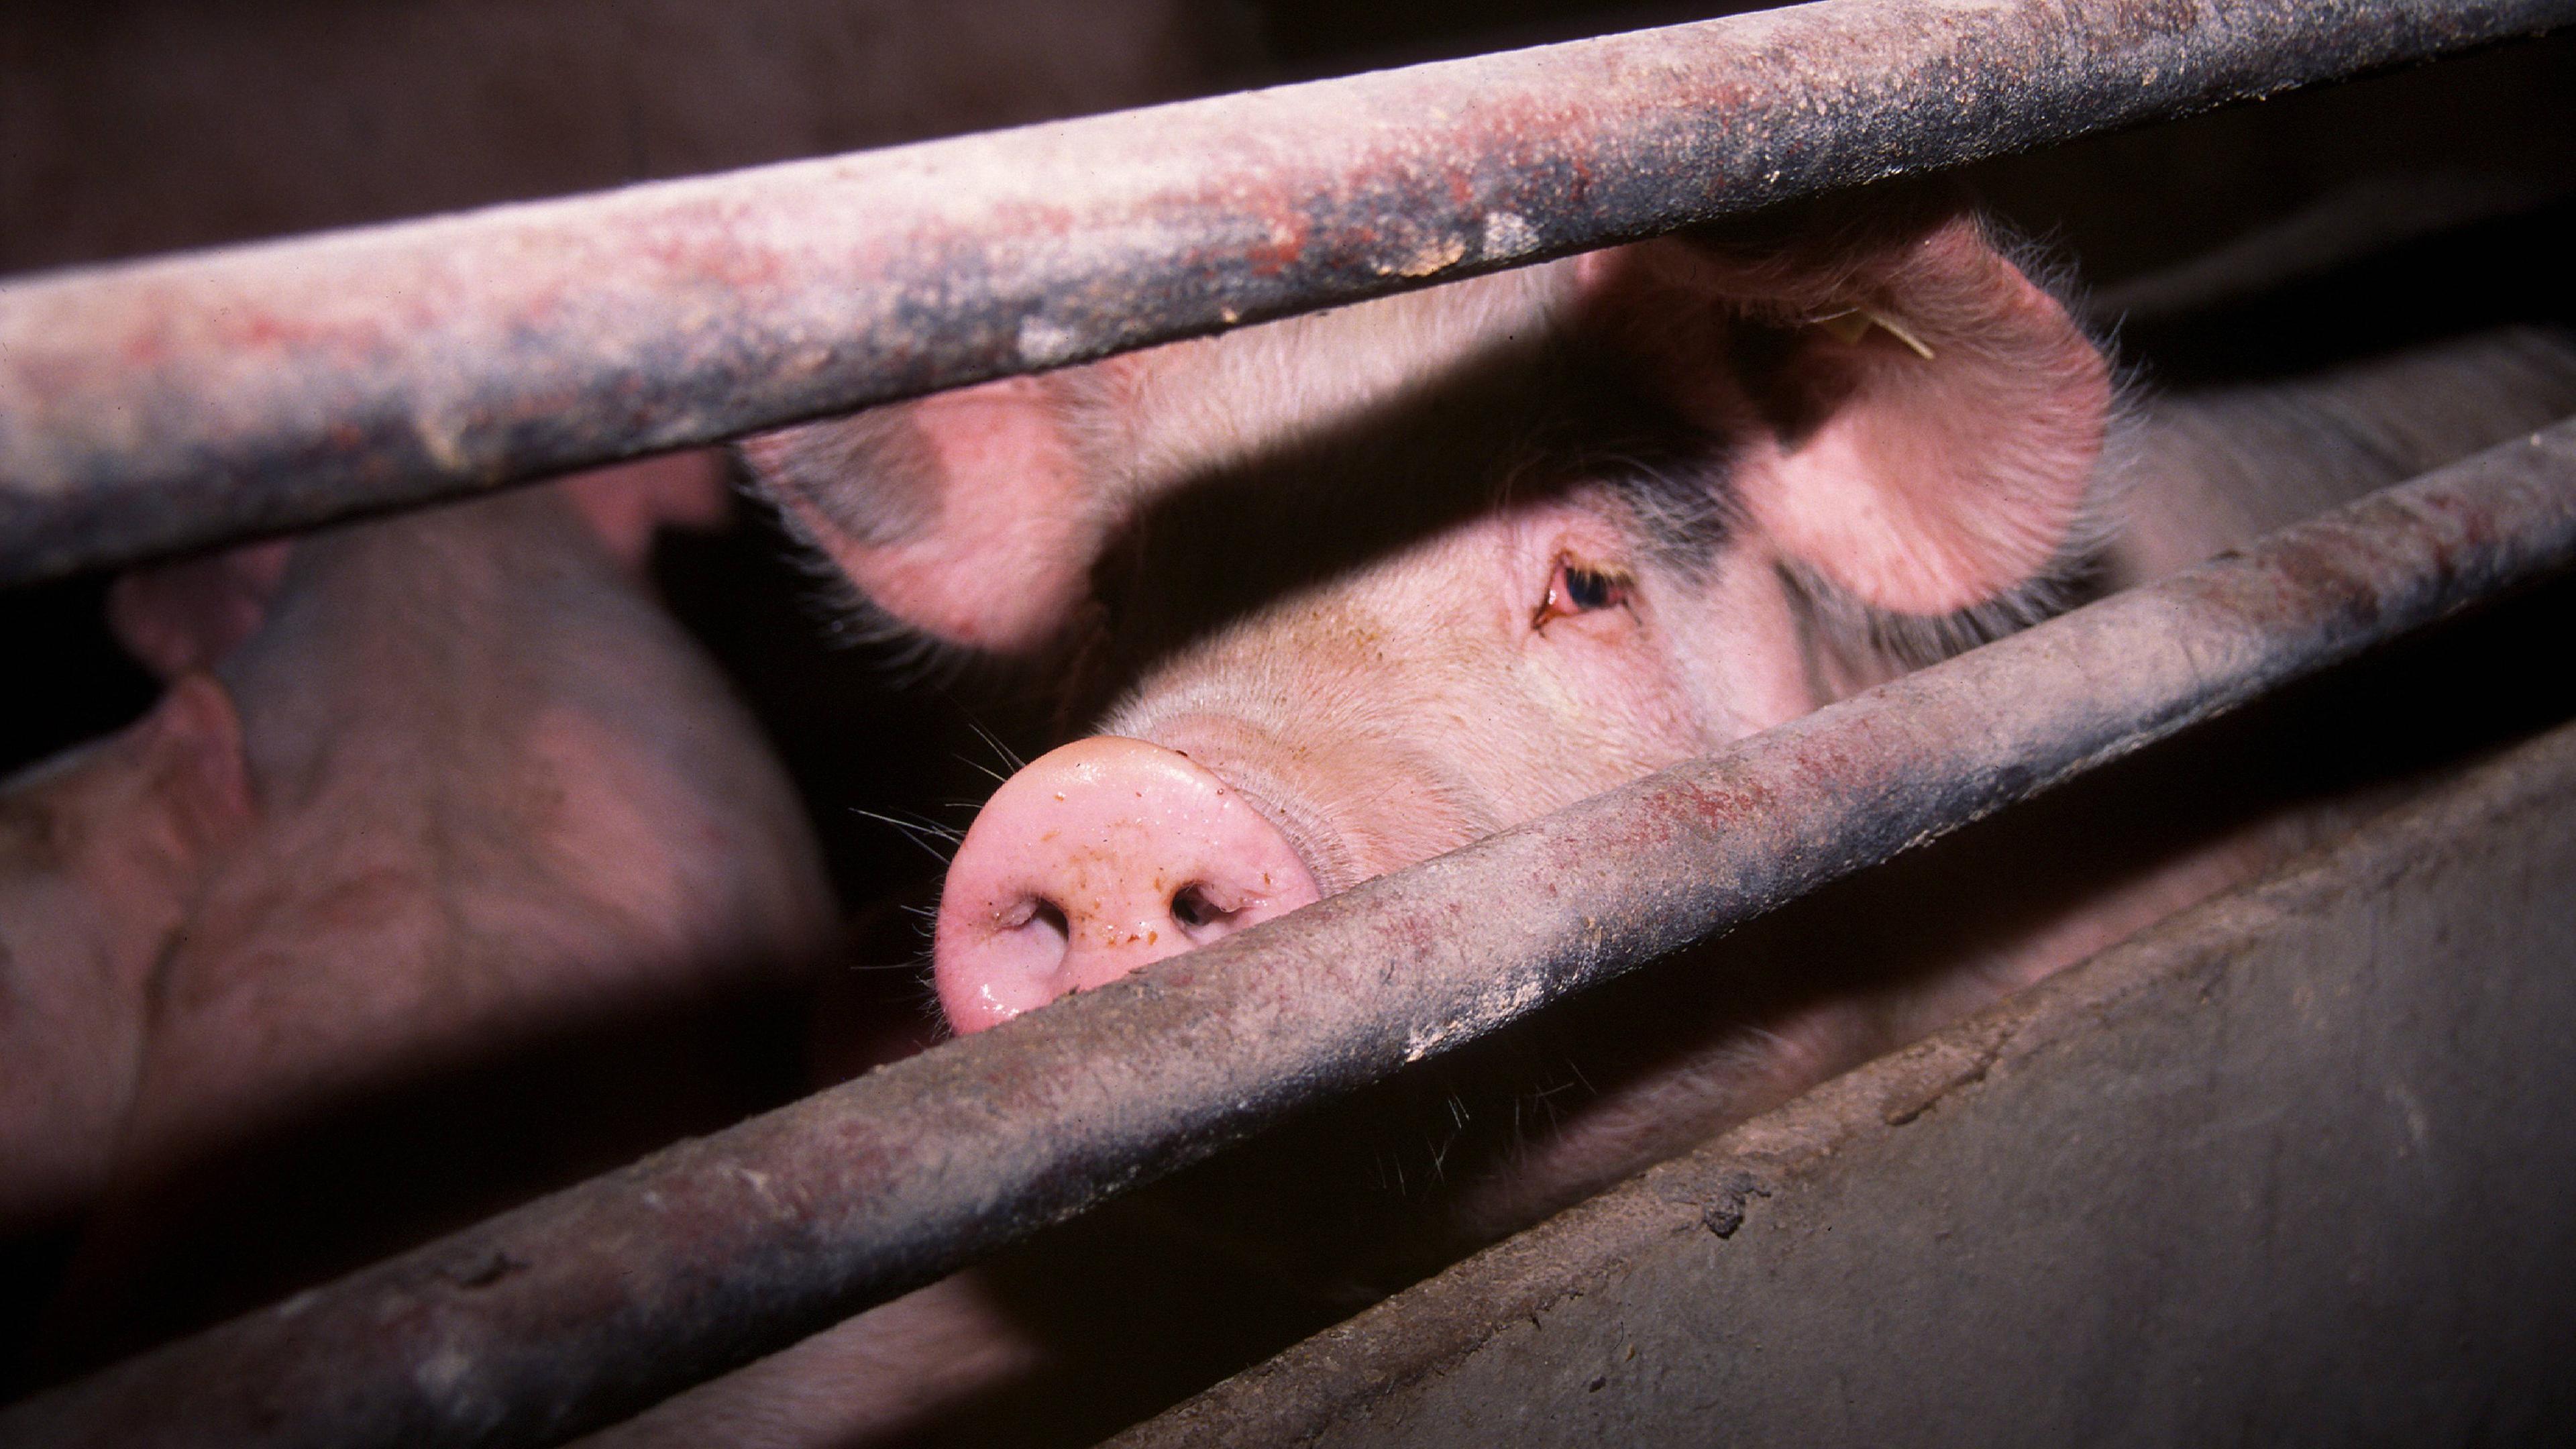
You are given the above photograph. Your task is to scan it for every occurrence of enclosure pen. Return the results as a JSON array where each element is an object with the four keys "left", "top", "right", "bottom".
[{"left": 2, "top": 1, "right": 2573, "bottom": 1447}]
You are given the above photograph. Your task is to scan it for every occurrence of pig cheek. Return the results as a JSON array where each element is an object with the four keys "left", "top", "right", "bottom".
[
  {"left": 1515, "top": 601, "right": 1714, "bottom": 801},
  {"left": 1293, "top": 746, "right": 1491, "bottom": 888},
  {"left": 1109, "top": 580, "right": 1505, "bottom": 887},
  {"left": 1666, "top": 550, "right": 1827, "bottom": 745}
]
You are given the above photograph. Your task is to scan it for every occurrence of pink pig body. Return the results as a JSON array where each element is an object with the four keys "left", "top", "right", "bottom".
[{"left": 0, "top": 459, "right": 836, "bottom": 1364}]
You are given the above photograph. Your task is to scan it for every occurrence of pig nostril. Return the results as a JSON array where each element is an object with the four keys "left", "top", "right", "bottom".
[
  {"left": 1031, "top": 898, "right": 1069, "bottom": 941},
  {"left": 1009, "top": 898, "right": 1069, "bottom": 962},
  {"left": 1170, "top": 883, "right": 1240, "bottom": 941}
]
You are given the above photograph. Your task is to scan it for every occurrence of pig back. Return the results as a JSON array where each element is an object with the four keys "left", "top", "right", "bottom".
[
  {"left": 113, "top": 491, "right": 823, "bottom": 1177},
  {"left": 2108, "top": 326, "right": 2576, "bottom": 587},
  {"left": 33, "top": 484, "right": 837, "bottom": 1373}
]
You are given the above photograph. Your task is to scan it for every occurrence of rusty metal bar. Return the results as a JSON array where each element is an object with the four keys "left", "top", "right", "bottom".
[
  {"left": 7, "top": 420, "right": 2574, "bottom": 1448},
  {"left": 2, "top": 0, "right": 2571, "bottom": 586}
]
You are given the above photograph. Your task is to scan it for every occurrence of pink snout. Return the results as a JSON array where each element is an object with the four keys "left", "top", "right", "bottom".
[{"left": 934, "top": 736, "right": 1321, "bottom": 1034}]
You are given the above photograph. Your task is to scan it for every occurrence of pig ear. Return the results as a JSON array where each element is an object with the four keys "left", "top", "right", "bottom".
[
  {"left": 129, "top": 673, "right": 257, "bottom": 863},
  {"left": 1587, "top": 209, "right": 2111, "bottom": 616},
  {"left": 107, "top": 542, "right": 297, "bottom": 681},
  {"left": 553, "top": 449, "right": 734, "bottom": 577},
  {"left": 737, "top": 374, "right": 1108, "bottom": 654}
]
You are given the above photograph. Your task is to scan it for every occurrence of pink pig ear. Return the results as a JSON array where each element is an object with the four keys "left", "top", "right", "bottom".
[
  {"left": 738, "top": 374, "right": 1107, "bottom": 654},
  {"left": 1585, "top": 207, "right": 2111, "bottom": 616},
  {"left": 108, "top": 541, "right": 297, "bottom": 681},
  {"left": 552, "top": 449, "right": 733, "bottom": 577},
  {"left": 128, "top": 672, "right": 258, "bottom": 864}
]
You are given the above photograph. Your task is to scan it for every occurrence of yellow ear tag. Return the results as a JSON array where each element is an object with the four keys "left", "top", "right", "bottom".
[{"left": 1815, "top": 307, "right": 1937, "bottom": 360}]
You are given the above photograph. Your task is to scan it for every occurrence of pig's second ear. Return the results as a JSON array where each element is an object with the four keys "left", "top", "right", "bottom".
[
  {"left": 737, "top": 374, "right": 1106, "bottom": 654},
  {"left": 553, "top": 449, "right": 733, "bottom": 577},
  {"left": 1591, "top": 211, "right": 2111, "bottom": 616},
  {"left": 108, "top": 542, "right": 297, "bottom": 680},
  {"left": 129, "top": 673, "right": 257, "bottom": 867}
]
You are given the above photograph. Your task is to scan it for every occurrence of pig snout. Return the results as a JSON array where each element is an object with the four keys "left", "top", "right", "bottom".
[{"left": 934, "top": 737, "right": 1320, "bottom": 1032}]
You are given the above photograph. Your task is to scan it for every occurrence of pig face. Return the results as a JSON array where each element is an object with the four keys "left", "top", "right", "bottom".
[
  {"left": 1069, "top": 360, "right": 1796, "bottom": 896},
  {"left": 745, "top": 203, "right": 2112, "bottom": 1034}
]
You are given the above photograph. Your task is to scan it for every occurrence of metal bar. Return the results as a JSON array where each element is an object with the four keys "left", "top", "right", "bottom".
[
  {"left": 1, "top": 0, "right": 2570, "bottom": 586},
  {"left": 7, "top": 421, "right": 2574, "bottom": 1449},
  {"left": 1116, "top": 719, "right": 2576, "bottom": 1448}
]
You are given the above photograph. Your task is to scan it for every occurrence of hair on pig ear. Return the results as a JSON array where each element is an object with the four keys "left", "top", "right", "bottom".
[{"left": 1583, "top": 196, "right": 2114, "bottom": 621}]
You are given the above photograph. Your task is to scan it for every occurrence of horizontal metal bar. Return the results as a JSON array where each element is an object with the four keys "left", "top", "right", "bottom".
[
  {"left": 9, "top": 420, "right": 2575, "bottom": 1448},
  {"left": 3, "top": 0, "right": 2571, "bottom": 586}
]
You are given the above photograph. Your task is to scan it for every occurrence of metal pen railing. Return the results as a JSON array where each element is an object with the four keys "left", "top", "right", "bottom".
[
  {"left": 5, "top": 3, "right": 2575, "bottom": 1446},
  {"left": 2, "top": 0, "right": 2568, "bottom": 586},
  {"left": 8, "top": 419, "right": 2573, "bottom": 1448}
]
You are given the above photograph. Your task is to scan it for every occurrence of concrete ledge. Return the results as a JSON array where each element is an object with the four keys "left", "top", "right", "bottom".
[{"left": 1124, "top": 717, "right": 2576, "bottom": 1447}]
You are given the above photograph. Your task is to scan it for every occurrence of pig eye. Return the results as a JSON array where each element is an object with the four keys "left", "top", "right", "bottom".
[{"left": 1535, "top": 557, "right": 1630, "bottom": 627}]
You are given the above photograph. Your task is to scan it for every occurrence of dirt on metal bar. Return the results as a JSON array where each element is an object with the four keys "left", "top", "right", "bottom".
[
  {"left": 4, "top": 0, "right": 2573, "bottom": 584},
  {"left": 6, "top": 420, "right": 2573, "bottom": 1449}
]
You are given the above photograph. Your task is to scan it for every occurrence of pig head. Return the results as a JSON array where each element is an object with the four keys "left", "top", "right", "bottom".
[
  {"left": 0, "top": 455, "right": 832, "bottom": 1256},
  {"left": 745, "top": 202, "right": 2111, "bottom": 1034}
]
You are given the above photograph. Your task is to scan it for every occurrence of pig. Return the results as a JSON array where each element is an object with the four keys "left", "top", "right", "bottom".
[
  {"left": 0, "top": 456, "right": 837, "bottom": 1369},
  {"left": 739, "top": 192, "right": 2470, "bottom": 1031},
  {"left": 678, "top": 192, "right": 2576, "bottom": 1447},
  {"left": 2, "top": 0, "right": 1260, "bottom": 1389}
]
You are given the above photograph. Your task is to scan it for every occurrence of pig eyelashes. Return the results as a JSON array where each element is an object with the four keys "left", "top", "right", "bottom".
[{"left": 1532, "top": 555, "right": 1633, "bottom": 631}]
